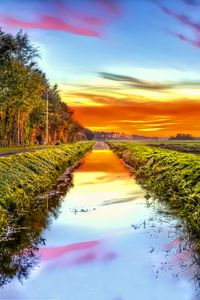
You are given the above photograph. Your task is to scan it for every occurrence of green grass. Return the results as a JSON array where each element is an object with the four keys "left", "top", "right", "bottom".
[
  {"left": 0, "top": 141, "right": 94, "bottom": 231},
  {"left": 108, "top": 141, "right": 200, "bottom": 251}
]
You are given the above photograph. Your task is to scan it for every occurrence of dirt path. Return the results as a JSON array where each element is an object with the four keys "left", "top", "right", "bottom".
[{"left": 0, "top": 146, "right": 48, "bottom": 157}]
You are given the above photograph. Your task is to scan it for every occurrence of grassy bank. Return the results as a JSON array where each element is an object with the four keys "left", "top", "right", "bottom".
[
  {"left": 0, "top": 141, "right": 94, "bottom": 230},
  {"left": 108, "top": 141, "right": 200, "bottom": 250}
]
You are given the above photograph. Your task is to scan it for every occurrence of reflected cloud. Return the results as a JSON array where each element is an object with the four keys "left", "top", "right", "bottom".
[
  {"left": 73, "top": 252, "right": 97, "bottom": 265},
  {"left": 77, "top": 150, "right": 131, "bottom": 173},
  {"left": 40, "top": 240, "right": 100, "bottom": 261},
  {"left": 102, "top": 194, "right": 145, "bottom": 206},
  {"left": 39, "top": 238, "right": 117, "bottom": 269}
]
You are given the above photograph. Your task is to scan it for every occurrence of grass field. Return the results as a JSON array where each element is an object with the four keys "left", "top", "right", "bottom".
[
  {"left": 144, "top": 140, "right": 200, "bottom": 155},
  {"left": 108, "top": 141, "right": 200, "bottom": 251}
]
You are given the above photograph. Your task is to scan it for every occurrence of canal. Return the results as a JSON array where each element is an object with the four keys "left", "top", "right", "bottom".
[{"left": 0, "top": 144, "right": 199, "bottom": 300}]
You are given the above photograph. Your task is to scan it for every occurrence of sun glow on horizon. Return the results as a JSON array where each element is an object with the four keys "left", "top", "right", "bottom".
[{"left": 58, "top": 78, "right": 200, "bottom": 137}]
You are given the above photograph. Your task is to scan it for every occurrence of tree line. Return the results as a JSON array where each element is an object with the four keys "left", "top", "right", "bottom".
[
  {"left": 0, "top": 28, "right": 90, "bottom": 147},
  {"left": 169, "top": 133, "right": 194, "bottom": 140}
]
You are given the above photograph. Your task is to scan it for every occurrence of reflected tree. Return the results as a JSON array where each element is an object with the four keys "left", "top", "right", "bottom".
[{"left": 0, "top": 173, "right": 73, "bottom": 287}]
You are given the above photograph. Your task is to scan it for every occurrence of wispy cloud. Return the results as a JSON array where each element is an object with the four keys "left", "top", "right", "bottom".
[
  {"left": 100, "top": 72, "right": 173, "bottom": 91},
  {"left": 116, "top": 118, "right": 173, "bottom": 123},
  {"left": 98, "top": 0, "right": 123, "bottom": 16},
  {"left": 4, "top": 16, "right": 101, "bottom": 37},
  {"left": 138, "top": 127, "right": 164, "bottom": 132},
  {"left": 53, "top": 0, "right": 109, "bottom": 27},
  {"left": 99, "top": 72, "right": 200, "bottom": 91},
  {"left": 181, "top": 0, "right": 200, "bottom": 5},
  {"left": 1, "top": 0, "right": 123, "bottom": 38},
  {"left": 153, "top": 0, "right": 200, "bottom": 48}
]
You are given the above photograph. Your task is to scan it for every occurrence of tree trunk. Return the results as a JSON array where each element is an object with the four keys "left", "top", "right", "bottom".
[{"left": 17, "top": 110, "right": 20, "bottom": 146}]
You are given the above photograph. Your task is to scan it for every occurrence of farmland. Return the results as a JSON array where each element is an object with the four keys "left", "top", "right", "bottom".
[
  {"left": 146, "top": 140, "right": 200, "bottom": 155},
  {"left": 108, "top": 141, "right": 200, "bottom": 251}
]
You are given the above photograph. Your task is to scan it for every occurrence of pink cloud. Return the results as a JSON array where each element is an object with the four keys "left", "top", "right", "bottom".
[
  {"left": 1, "top": 0, "right": 123, "bottom": 38},
  {"left": 168, "top": 30, "right": 200, "bottom": 48},
  {"left": 98, "top": 0, "right": 123, "bottom": 16},
  {"left": 154, "top": 0, "right": 200, "bottom": 48},
  {"left": 4, "top": 15, "right": 101, "bottom": 37},
  {"left": 53, "top": 0, "right": 108, "bottom": 27}
]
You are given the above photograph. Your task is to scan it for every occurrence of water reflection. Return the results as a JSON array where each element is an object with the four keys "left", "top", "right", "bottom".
[
  {"left": 0, "top": 149, "right": 199, "bottom": 300},
  {"left": 0, "top": 171, "right": 73, "bottom": 287}
]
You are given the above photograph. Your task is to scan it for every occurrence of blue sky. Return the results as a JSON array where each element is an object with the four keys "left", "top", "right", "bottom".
[{"left": 1, "top": 0, "right": 200, "bottom": 83}]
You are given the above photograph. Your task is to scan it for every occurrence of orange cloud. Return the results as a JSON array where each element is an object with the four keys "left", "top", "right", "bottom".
[
  {"left": 62, "top": 71, "right": 200, "bottom": 137},
  {"left": 71, "top": 96, "right": 200, "bottom": 136}
]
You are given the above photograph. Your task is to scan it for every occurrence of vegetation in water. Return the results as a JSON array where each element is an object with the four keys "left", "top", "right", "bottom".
[{"left": 108, "top": 141, "right": 200, "bottom": 252}]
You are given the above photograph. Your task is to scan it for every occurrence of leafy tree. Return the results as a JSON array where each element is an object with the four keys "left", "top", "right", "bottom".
[{"left": 0, "top": 28, "right": 86, "bottom": 146}]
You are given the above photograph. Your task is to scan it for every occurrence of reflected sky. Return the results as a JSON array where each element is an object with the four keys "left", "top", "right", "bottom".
[{"left": 0, "top": 149, "right": 199, "bottom": 300}]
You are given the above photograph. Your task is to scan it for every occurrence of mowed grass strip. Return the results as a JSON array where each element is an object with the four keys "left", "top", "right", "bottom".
[
  {"left": 108, "top": 141, "right": 200, "bottom": 250},
  {"left": 0, "top": 142, "right": 94, "bottom": 224}
]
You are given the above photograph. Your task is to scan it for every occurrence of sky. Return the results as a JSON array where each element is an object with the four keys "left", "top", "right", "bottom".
[{"left": 1, "top": 0, "right": 200, "bottom": 137}]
